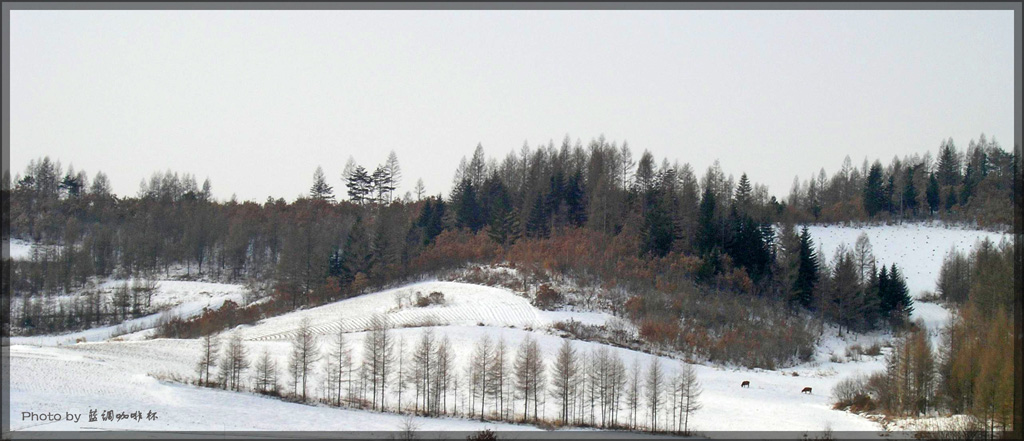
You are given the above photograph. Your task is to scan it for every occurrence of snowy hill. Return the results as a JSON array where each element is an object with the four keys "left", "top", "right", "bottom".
[
  {"left": 7, "top": 222, "right": 1005, "bottom": 436},
  {"left": 804, "top": 222, "right": 1010, "bottom": 298}
]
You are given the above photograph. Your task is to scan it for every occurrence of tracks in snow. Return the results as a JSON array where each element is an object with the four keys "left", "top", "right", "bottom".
[{"left": 244, "top": 282, "right": 546, "bottom": 342}]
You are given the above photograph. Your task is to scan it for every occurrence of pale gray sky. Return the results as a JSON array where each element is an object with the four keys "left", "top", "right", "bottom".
[{"left": 9, "top": 9, "right": 1016, "bottom": 202}]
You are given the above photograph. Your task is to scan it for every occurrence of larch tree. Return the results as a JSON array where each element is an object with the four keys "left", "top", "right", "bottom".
[
  {"left": 253, "top": 348, "right": 278, "bottom": 395},
  {"left": 626, "top": 356, "right": 642, "bottom": 431},
  {"left": 489, "top": 337, "right": 510, "bottom": 420},
  {"left": 677, "top": 362, "right": 702, "bottom": 435},
  {"left": 290, "top": 317, "right": 321, "bottom": 402},
  {"left": 550, "top": 338, "right": 578, "bottom": 425},
  {"left": 327, "top": 323, "right": 352, "bottom": 406},
  {"left": 645, "top": 356, "right": 664, "bottom": 432},
  {"left": 414, "top": 178, "right": 426, "bottom": 201},
  {"left": 434, "top": 335, "right": 455, "bottom": 416},
  {"left": 385, "top": 150, "right": 402, "bottom": 202},
  {"left": 472, "top": 334, "right": 493, "bottom": 420},
  {"left": 197, "top": 333, "right": 220, "bottom": 386},
  {"left": 412, "top": 328, "right": 436, "bottom": 414}
]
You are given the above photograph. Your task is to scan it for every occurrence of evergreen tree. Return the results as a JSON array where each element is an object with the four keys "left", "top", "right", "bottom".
[
  {"left": 416, "top": 197, "right": 446, "bottom": 246},
  {"left": 346, "top": 165, "right": 372, "bottom": 204},
  {"left": 310, "top": 166, "right": 335, "bottom": 202},
  {"left": 725, "top": 207, "right": 772, "bottom": 284},
  {"left": 640, "top": 196, "right": 676, "bottom": 258},
  {"left": 884, "top": 173, "right": 897, "bottom": 214},
  {"left": 936, "top": 138, "right": 961, "bottom": 186},
  {"left": 480, "top": 176, "right": 513, "bottom": 237},
  {"left": 452, "top": 178, "right": 484, "bottom": 233},
  {"left": 734, "top": 173, "right": 753, "bottom": 212},
  {"left": 525, "top": 193, "right": 550, "bottom": 239},
  {"left": 878, "top": 263, "right": 914, "bottom": 327},
  {"left": 863, "top": 162, "right": 884, "bottom": 217},
  {"left": 902, "top": 166, "right": 919, "bottom": 216},
  {"left": 370, "top": 165, "right": 395, "bottom": 204},
  {"left": 944, "top": 186, "right": 958, "bottom": 212},
  {"left": 925, "top": 173, "right": 940, "bottom": 216},
  {"left": 696, "top": 184, "right": 717, "bottom": 255},
  {"left": 791, "top": 226, "right": 819, "bottom": 309},
  {"left": 564, "top": 170, "right": 587, "bottom": 228}
]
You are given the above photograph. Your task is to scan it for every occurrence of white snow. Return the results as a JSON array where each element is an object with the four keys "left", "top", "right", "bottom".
[
  {"left": 11, "top": 222, "right": 999, "bottom": 435},
  {"left": 9, "top": 281, "right": 247, "bottom": 346},
  {"left": 5, "top": 238, "right": 39, "bottom": 261},
  {"left": 243, "top": 281, "right": 614, "bottom": 342},
  {"left": 10, "top": 283, "right": 885, "bottom": 435},
  {"left": 804, "top": 223, "right": 1009, "bottom": 299},
  {"left": 6, "top": 343, "right": 537, "bottom": 433}
]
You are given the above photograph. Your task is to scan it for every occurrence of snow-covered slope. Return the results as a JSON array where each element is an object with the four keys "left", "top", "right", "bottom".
[
  {"left": 9, "top": 280, "right": 883, "bottom": 435},
  {"left": 805, "top": 222, "right": 1002, "bottom": 353},
  {"left": 11, "top": 222, "right": 1002, "bottom": 435},
  {"left": 4, "top": 238, "right": 56, "bottom": 261},
  {"left": 805, "top": 223, "right": 1009, "bottom": 298},
  {"left": 243, "top": 281, "right": 615, "bottom": 342},
  {"left": 6, "top": 342, "right": 536, "bottom": 433},
  {"left": 9, "top": 281, "right": 247, "bottom": 346}
]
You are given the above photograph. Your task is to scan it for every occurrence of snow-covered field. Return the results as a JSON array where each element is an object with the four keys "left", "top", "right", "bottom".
[
  {"left": 5, "top": 342, "right": 537, "bottom": 433},
  {"left": 6, "top": 280, "right": 887, "bottom": 436},
  {"left": 7, "top": 223, "right": 1005, "bottom": 436},
  {"left": 804, "top": 223, "right": 1010, "bottom": 298},
  {"left": 244, "top": 281, "right": 617, "bottom": 342},
  {"left": 9, "top": 281, "right": 247, "bottom": 346},
  {"left": 4, "top": 238, "right": 47, "bottom": 261},
  {"left": 8, "top": 326, "right": 885, "bottom": 435},
  {"left": 805, "top": 222, "right": 1007, "bottom": 350}
]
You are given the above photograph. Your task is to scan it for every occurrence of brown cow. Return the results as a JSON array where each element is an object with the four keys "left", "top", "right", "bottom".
[
  {"left": 801, "top": 387, "right": 812, "bottom": 394},
  {"left": 741, "top": 381, "right": 750, "bottom": 388}
]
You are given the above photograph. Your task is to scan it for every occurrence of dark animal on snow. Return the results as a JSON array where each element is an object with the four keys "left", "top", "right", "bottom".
[
  {"left": 741, "top": 381, "right": 750, "bottom": 388},
  {"left": 801, "top": 387, "right": 812, "bottom": 394}
]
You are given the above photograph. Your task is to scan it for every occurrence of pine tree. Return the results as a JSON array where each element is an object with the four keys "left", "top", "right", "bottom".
[
  {"left": 791, "top": 226, "right": 819, "bottom": 309},
  {"left": 564, "top": 170, "right": 587, "bottom": 228},
  {"left": 525, "top": 193, "right": 550, "bottom": 239},
  {"left": 734, "top": 173, "right": 753, "bottom": 212},
  {"left": 878, "top": 263, "right": 914, "bottom": 328},
  {"left": 863, "top": 161, "right": 885, "bottom": 217},
  {"left": 346, "top": 165, "right": 372, "bottom": 204},
  {"left": 925, "top": 172, "right": 940, "bottom": 216},
  {"left": 310, "top": 166, "right": 335, "bottom": 202},
  {"left": 936, "top": 138, "right": 962, "bottom": 186},
  {"left": 696, "top": 183, "right": 717, "bottom": 255},
  {"left": 369, "top": 165, "right": 395, "bottom": 204},
  {"left": 902, "top": 166, "right": 919, "bottom": 217},
  {"left": 452, "top": 178, "right": 483, "bottom": 233}
]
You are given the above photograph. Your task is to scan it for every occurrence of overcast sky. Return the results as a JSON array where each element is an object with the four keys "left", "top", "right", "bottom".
[{"left": 8, "top": 9, "right": 1016, "bottom": 202}]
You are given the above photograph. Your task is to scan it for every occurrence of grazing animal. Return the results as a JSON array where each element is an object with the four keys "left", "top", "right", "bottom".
[
  {"left": 741, "top": 381, "right": 750, "bottom": 388},
  {"left": 801, "top": 387, "right": 812, "bottom": 394}
]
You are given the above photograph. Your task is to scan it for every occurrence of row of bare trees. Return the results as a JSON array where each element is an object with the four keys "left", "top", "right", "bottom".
[{"left": 195, "top": 318, "right": 703, "bottom": 433}]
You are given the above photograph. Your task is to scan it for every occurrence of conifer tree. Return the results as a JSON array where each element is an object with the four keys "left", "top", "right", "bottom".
[
  {"left": 310, "top": 166, "right": 335, "bottom": 202},
  {"left": 791, "top": 226, "right": 819, "bottom": 309},
  {"left": 863, "top": 162, "right": 885, "bottom": 217}
]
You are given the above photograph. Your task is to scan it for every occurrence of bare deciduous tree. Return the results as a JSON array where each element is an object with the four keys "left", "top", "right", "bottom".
[{"left": 290, "top": 317, "right": 320, "bottom": 401}]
